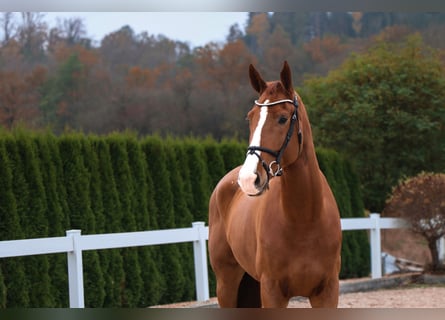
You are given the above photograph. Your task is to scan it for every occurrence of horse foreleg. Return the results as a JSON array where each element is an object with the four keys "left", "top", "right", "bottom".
[
  {"left": 209, "top": 222, "right": 245, "bottom": 307},
  {"left": 308, "top": 277, "right": 339, "bottom": 308},
  {"left": 260, "top": 278, "right": 289, "bottom": 308},
  {"left": 214, "top": 264, "right": 245, "bottom": 307}
]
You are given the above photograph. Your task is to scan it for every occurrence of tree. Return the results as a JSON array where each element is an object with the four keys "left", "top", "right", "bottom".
[
  {"left": 306, "top": 12, "right": 329, "bottom": 40},
  {"left": 316, "top": 149, "right": 370, "bottom": 278},
  {"left": 302, "top": 34, "right": 445, "bottom": 211},
  {"left": 303, "top": 35, "right": 343, "bottom": 64},
  {"left": 262, "top": 25, "right": 294, "bottom": 76},
  {"left": 164, "top": 137, "right": 195, "bottom": 301},
  {"left": 269, "top": 12, "right": 308, "bottom": 46},
  {"left": 218, "top": 138, "right": 246, "bottom": 172},
  {"left": 58, "top": 134, "right": 105, "bottom": 307},
  {"left": 226, "top": 23, "right": 243, "bottom": 43},
  {"left": 0, "top": 68, "right": 44, "bottom": 129},
  {"left": 182, "top": 139, "right": 212, "bottom": 223},
  {"left": 212, "top": 40, "right": 256, "bottom": 138},
  {"left": 245, "top": 13, "right": 271, "bottom": 62},
  {"left": 202, "top": 137, "right": 226, "bottom": 189},
  {"left": 91, "top": 137, "right": 125, "bottom": 307},
  {"left": 383, "top": 172, "right": 445, "bottom": 271},
  {"left": 0, "top": 12, "right": 16, "bottom": 44},
  {"left": 107, "top": 134, "right": 143, "bottom": 307},
  {"left": 0, "top": 134, "right": 29, "bottom": 307},
  {"left": 125, "top": 134, "right": 163, "bottom": 306},
  {"left": 17, "top": 12, "right": 47, "bottom": 63},
  {"left": 58, "top": 17, "right": 87, "bottom": 46},
  {"left": 32, "top": 132, "right": 69, "bottom": 306},
  {"left": 351, "top": 12, "right": 363, "bottom": 36},
  {"left": 100, "top": 26, "right": 139, "bottom": 75},
  {"left": 141, "top": 136, "right": 183, "bottom": 304},
  {"left": 360, "top": 12, "right": 394, "bottom": 37},
  {"left": 326, "top": 12, "right": 355, "bottom": 38},
  {"left": 39, "top": 53, "right": 83, "bottom": 130},
  {"left": 0, "top": 268, "right": 5, "bottom": 308},
  {"left": 13, "top": 130, "right": 53, "bottom": 307}
]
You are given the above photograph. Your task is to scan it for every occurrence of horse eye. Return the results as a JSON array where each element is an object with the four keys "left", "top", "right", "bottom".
[{"left": 278, "top": 116, "right": 288, "bottom": 125}]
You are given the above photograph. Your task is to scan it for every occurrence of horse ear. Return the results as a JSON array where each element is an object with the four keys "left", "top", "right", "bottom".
[
  {"left": 249, "top": 64, "right": 267, "bottom": 94},
  {"left": 280, "top": 61, "right": 294, "bottom": 95}
]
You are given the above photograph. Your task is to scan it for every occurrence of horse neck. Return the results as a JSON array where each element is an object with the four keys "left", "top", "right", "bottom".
[{"left": 280, "top": 103, "right": 324, "bottom": 222}]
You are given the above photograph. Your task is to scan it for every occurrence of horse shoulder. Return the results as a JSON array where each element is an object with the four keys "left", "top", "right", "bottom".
[
  {"left": 209, "top": 166, "right": 242, "bottom": 220},
  {"left": 208, "top": 166, "right": 245, "bottom": 275}
]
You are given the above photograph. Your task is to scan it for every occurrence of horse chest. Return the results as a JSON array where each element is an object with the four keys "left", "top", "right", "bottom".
[
  {"left": 227, "top": 207, "right": 328, "bottom": 278},
  {"left": 257, "top": 230, "right": 332, "bottom": 297},
  {"left": 258, "top": 223, "right": 325, "bottom": 265}
]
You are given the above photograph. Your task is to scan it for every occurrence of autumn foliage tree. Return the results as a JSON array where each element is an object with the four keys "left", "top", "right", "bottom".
[
  {"left": 383, "top": 172, "right": 445, "bottom": 272},
  {"left": 303, "top": 35, "right": 343, "bottom": 63},
  {"left": 3, "top": 12, "right": 445, "bottom": 139},
  {"left": 0, "top": 68, "right": 44, "bottom": 129},
  {"left": 302, "top": 34, "right": 445, "bottom": 211}
]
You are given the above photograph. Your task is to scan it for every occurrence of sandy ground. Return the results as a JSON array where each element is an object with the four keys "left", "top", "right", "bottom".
[
  {"left": 152, "top": 284, "right": 445, "bottom": 308},
  {"left": 288, "top": 286, "right": 445, "bottom": 308}
]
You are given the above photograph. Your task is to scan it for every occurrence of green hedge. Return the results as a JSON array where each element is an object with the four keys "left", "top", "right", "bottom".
[
  {"left": 0, "top": 131, "right": 368, "bottom": 307},
  {"left": 316, "top": 148, "right": 370, "bottom": 279}
]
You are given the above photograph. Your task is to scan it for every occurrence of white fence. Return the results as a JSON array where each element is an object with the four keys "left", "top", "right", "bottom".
[{"left": 0, "top": 213, "right": 408, "bottom": 308}]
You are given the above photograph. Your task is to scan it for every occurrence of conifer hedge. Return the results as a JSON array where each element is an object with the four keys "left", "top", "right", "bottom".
[{"left": 0, "top": 131, "right": 368, "bottom": 307}]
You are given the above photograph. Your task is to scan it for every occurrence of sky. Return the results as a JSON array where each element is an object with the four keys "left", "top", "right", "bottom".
[{"left": 44, "top": 12, "right": 248, "bottom": 47}]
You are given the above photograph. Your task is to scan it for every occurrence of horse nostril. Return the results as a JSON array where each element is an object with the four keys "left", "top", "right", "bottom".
[{"left": 254, "top": 173, "right": 261, "bottom": 187}]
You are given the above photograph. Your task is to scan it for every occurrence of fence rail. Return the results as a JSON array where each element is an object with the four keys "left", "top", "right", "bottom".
[{"left": 0, "top": 214, "right": 408, "bottom": 308}]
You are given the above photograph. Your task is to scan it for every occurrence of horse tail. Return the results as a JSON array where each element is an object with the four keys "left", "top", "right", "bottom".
[{"left": 237, "top": 272, "right": 261, "bottom": 307}]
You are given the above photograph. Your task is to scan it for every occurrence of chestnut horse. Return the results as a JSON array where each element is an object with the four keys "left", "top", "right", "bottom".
[{"left": 208, "top": 61, "right": 342, "bottom": 308}]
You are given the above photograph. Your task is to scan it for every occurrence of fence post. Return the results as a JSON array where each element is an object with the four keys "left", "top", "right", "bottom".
[
  {"left": 438, "top": 237, "right": 445, "bottom": 263},
  {"left": 66, "top": 230, "right": 85, "bottom": 308},
  {"left": 369, "top": 213, "right": 382, "bottom": 279},
  {"left": 192, "top": 222, "right": 210, "bottom": 302}
]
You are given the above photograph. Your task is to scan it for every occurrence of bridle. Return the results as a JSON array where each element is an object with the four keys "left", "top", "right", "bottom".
[{"left": 246, "top": 96, "right": 302, "bottom": 191}]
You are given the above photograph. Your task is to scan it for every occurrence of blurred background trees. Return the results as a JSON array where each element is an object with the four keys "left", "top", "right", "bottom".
[
  {"left": 301, "top": 34, "right": 445, "bottom": 211},
  {"left": 1, "top": 12, "right": 445, "bottom": 137},
  {"left": 1, "top": 11, "right": 445, "bottom": 211}
]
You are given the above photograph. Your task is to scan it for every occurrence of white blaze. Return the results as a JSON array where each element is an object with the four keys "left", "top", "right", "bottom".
[{"left": 238, "top": 103, "right": 269, "bottom": 195}]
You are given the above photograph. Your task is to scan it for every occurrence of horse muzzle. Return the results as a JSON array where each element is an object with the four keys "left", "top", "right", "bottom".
[{"left": 238, "top": 166, "right": 269, "bottom": 196}]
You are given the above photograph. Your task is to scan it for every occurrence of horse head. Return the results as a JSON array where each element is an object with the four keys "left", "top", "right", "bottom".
[{"left": 238, "top": 61, "right": 302, "bottom": 196}]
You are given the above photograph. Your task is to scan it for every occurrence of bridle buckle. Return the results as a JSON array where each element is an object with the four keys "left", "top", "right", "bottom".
[{"left": 269, "top": 161, "right": 282, "bottom": 177}]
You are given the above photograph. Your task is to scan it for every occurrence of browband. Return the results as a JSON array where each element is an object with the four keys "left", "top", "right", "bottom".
[{"left": 254, "top": 99, "right": 295, "bottom": 107}]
